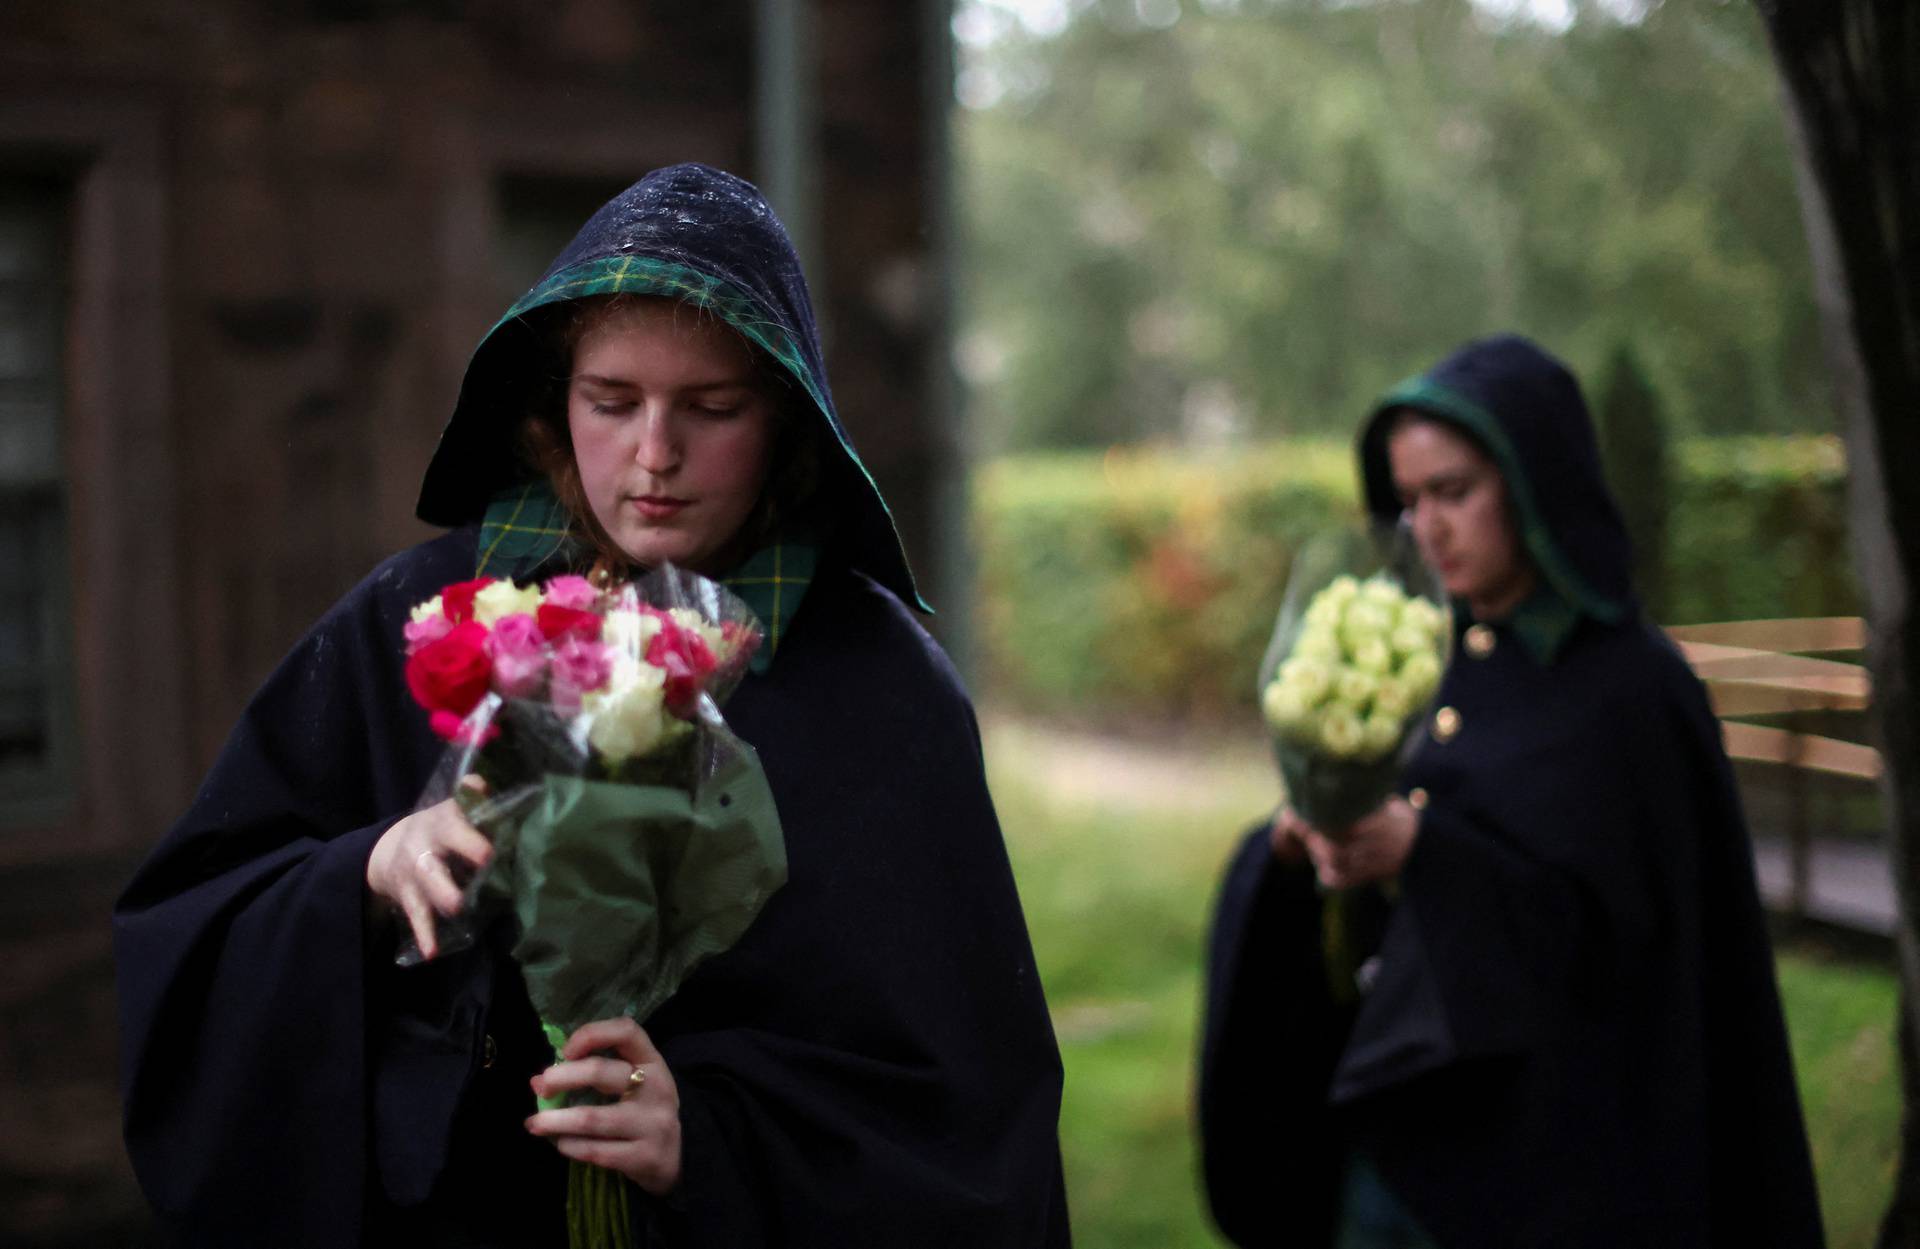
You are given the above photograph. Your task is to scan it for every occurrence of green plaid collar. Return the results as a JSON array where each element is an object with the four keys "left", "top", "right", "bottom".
[{"left": 475, "top": 480, "right": 814, "bottom": 672}]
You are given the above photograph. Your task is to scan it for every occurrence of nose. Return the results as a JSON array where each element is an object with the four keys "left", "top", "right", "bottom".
[
  {"left": 1407, "top": 496, "right": 1445, "bottom": 557},
  {"left": 633, "top": 404, "right": 681, "bottom": 476}
]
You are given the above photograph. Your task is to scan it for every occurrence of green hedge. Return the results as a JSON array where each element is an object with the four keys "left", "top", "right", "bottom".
[{"left": 972, "top": 435, "right": 1855, "bottom": 721}]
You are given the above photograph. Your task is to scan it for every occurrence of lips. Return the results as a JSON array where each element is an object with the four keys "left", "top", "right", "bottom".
[{"left": 629, "top": 495, "right": 690, "bottom": 521}]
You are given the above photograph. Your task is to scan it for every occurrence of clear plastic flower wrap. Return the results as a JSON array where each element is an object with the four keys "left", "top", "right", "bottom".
[
  {"left": 393, "top": 564, "right": 786, "bottom": 1034},
  {"left": 393, "top": 563, "right": 786, "bottom": 1249},
  {"left": 1257, "top": 525, "right": 1452, "bottom": 833}
]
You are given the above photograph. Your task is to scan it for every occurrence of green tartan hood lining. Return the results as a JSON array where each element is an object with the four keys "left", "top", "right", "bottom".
[
  {"left": 473, "top": 478, "right": 815, "bottom": 674},
  {"left": 417, "top": 247, "right": 928, "bottom": 614}
]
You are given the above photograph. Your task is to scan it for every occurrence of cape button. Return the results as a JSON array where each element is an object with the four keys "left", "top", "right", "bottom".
[
  {"left": 1432, "top": 706, "right": 1462, "bottom": 743},
  {"left": 482, "top": 1034, "right": 497, "bottom": 1070},
  {"left": 1463, "top": 624, "right": 1496, "bottom": 658},
  {"left": 1407, "top": 787, "right": 1430, "bottom": 810}
]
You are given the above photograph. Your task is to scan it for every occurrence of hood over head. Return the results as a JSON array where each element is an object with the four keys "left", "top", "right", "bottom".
[
  {"left": 416, "top": 162, "right": 924, "bottom": 610},
  {"left": 1357, "top": 333, "right": 1633, "bottom": 624}
]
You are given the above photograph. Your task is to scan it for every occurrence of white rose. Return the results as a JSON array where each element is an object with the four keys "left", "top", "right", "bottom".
[
  {"left": 1318, "top": 706, "right": 1367, "bottom": 758},
  {"left": 1351, "top": 637, "right": 1393, "bottom": 675},
  {"left": 1322, "top": 575, "right": 1361, "bottom": 606},
  {"left": 585, "top": 665, "right": 669, "bottom": 763},
  {"left": 1371, "top": 675, "right": 1414, "bottom": 723},
  {"left": 1361, "top": 712, "right": 1404, "bottom": 760},
  {"left": 1277, "top": 657, "right": 1336, "bottom": 705},
  {"left": 1359, "top": 576, "right": 1407, "bottom": 610},
  {"left": 1333, "top": 665, "right": 1377, "bottom": 711},
  {"left": 1390, "top": 622, "right": 1436, "bottom": 661},
  {"left": 1398, "top": 598, "right": 1446, "bottom": 641},
  {"left": 472, "top": 580, "right": 544, "bottom": 627},
  {"left": 1339, "top": 601, "right": 1396, "bottom": 654},
  {"left": 602, "top": 608, "right": 665, "bottom": 660},
  {"left": 409, "top": 595, "right": 445, "bottom": 625},
  {"left": 1262, "top": 681, "right": 1314, "bottom": 736},
  {"left": 1399, "top": 651, "right": 1442, "bottom": 704},
  {"left": 1292, "top": 624, "right": 1343, "bottom": 664}
]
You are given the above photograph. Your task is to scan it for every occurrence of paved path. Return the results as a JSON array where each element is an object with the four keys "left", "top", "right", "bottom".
[{"left": 1753, "top": 837, "right": 1897, "bottom": 936}]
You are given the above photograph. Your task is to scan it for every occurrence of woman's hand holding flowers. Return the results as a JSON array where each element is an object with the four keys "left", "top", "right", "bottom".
[
  {"left": 527, "top": 1017, "right": 683, "bottom": 1196},
  {"left": 365, "top": 778, "right": 493, "bottom": 959},
  {"left": 1277, "top": 797, "right": 1420, "bottom": 890}
]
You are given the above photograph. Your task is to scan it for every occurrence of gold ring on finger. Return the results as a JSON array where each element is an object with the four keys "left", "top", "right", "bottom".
[{"left": 623, "top": 1065, "right": 646, "bottom": 1098}]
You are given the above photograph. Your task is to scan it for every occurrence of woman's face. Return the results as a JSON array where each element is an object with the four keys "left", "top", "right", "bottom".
[
  {"left": 566, "top": 301, "right": 778, "bottom": 574},
  {"left": 1386, "top": 417, "right": 1534, "bottom": 618}
]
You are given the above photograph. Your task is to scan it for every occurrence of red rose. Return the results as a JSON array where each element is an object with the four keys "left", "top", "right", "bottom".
[
  {"left": 647, "top": 622, "right": 718, "bottom": 715},
  {"left": 440, "top": 577, "right": 498, "bottom": 624},
  {"left": 406, "top": 621, "right": 493, "bottom": 717},
  {"left": 537, "top": 603, "right": 603, "bottom": 642}
]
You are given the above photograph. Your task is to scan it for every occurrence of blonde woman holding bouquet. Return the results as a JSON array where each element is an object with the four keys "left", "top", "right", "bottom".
[
  {"left": 1198, "top": 335, "right": 1822, "bottom": 1249},
  {"left": 114, "top": 165, "right": 1068, "bottom": 1248}
]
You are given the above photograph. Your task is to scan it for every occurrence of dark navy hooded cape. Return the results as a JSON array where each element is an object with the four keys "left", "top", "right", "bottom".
[
  {"left": 113, "top": 164, "right": 1068, "bottom": 1247},
  {"left": 1198, "top": 335, "right": 1823, "bottom": 1248}
]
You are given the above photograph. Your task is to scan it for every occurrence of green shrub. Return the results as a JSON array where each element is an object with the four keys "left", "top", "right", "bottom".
[{"left": 972, "top": 435, "right": 1855, "bottom": 721}]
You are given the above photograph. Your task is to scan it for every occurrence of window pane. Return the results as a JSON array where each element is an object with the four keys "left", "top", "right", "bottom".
[{"left": 0, "top": 174, "right": 71, "bottom": 809}]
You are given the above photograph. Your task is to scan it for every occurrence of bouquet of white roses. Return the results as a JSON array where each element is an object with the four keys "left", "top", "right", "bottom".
[
  {"left": 1258, "top": 528, "right": 1450, "bottom": 834},
  {"left": 1257, "top": 528, "right": 1449, "bottom": 1003}
]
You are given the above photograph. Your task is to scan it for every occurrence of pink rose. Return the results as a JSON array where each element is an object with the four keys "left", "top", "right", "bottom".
[
  {"left": 488, "top": 613, "right": 548, "bottom": 698},
  {"left": 542, "top": 574, "right": 600, "bottom": 612},
  {"left": 549, "top": 637, "right": 615, "bottom": 714},
  {"left": 403, "top": 612, "right": 454, "bottom": 654}
]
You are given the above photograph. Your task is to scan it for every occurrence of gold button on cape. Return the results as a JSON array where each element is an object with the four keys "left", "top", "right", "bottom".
[
  {"left": 1464, "top": 624, "right": 1496, "bottom": 658},
  {"left": 1432, "top": 706, "right": 1462, "bottom": 742},
  {"left": 1408, "top": 787, "right": 1430, "bottom": 810}
]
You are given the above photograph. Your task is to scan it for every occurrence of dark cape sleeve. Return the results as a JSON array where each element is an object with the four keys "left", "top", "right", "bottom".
[
  {"left": 1196, "top": 826, "right": 1347, "bottom": 1248},
  {"left": 630, "top": 568, "right": 1070, "bottom": 1247},
  {"left": 112, "top": 532, "right": 480, "bottom": 1246}
]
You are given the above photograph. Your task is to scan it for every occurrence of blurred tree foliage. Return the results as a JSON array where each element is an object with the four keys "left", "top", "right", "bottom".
[
  {"left": 1596, "top": 343, "right": 1671, "bottom": 619},
  {"left": 957, "top": 0, "right": 1827, "bottom": 452},
  {"left": 973, "top": 435, "right": 1852, "bottom": 720}
]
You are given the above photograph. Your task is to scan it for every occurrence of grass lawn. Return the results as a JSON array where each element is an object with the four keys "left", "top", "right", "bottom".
[{"left": 983, "top": 716, "right": 1900, "bottom": 1249}]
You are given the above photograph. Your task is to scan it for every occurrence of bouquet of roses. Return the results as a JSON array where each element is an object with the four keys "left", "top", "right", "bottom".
[
  {"left": 1258, "top": 529, "right": 1450, "bottom": 831},
  {"left": 398, "top": 564, "right": 785, "bottom": 1245},
  {"left": 1257, "top": 528, "right": 1449, "bottom": 1001},
  {"left": 399, "top": 562, "right": 785, "bottom": 1010}
]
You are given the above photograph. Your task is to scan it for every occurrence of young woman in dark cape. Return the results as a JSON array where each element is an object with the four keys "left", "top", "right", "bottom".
[
  {"left": 113, "top": 163, "right": 1070, "bottom": 1247},
  {"left": 1197, "top": 335, "right": 1824, "bottom": 1248}
]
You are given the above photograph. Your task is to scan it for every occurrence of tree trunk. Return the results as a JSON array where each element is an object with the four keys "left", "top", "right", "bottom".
[{"left": 1751, "top": 3, "right": 1920, "bottom": 1243}]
